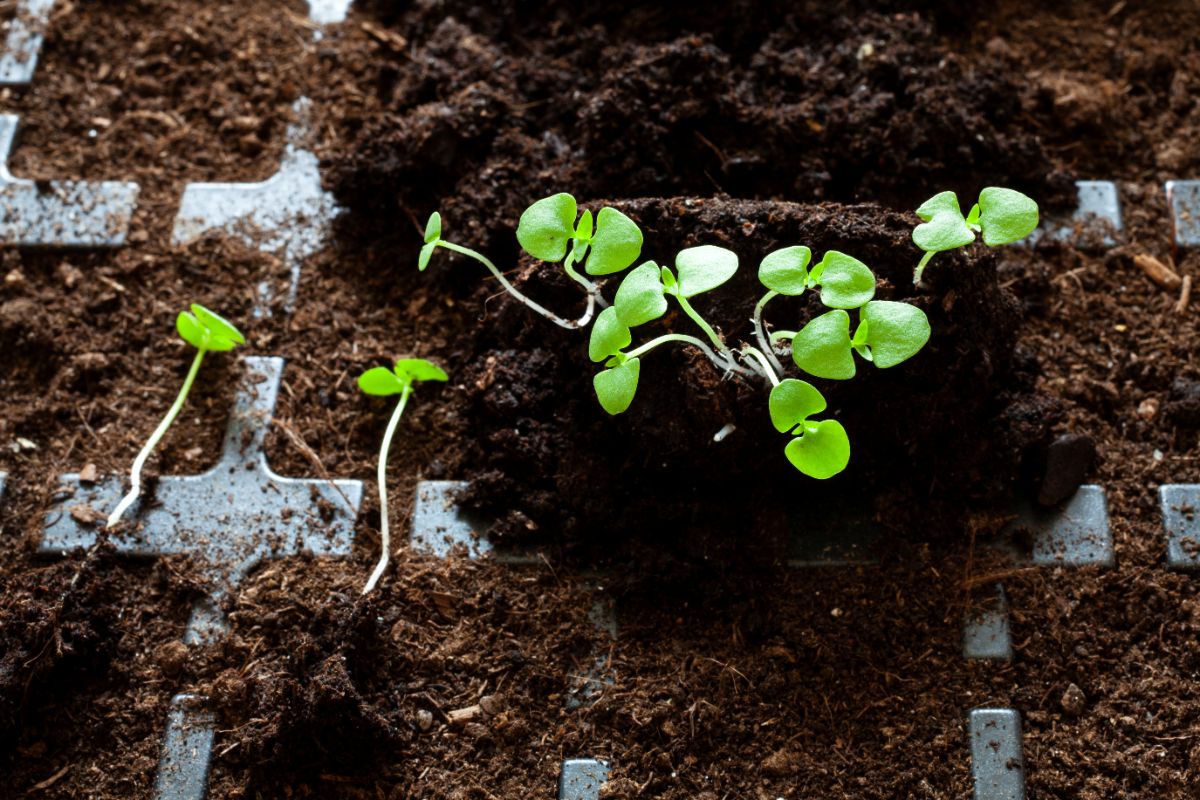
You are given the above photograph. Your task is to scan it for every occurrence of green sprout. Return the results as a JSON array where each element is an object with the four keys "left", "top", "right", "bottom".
[
  {"left": 912, "top": 187, "right": 1039, "bottom": 284},
  {"left": 591, "top": 242, "right": 928, "bottom": 475},
  {"left": 107, "top": 305, "right": 245, "bottom": 529},
  {"left": 769, "top": 379, "right": 849, "bottom": 479},
  {"left": 420, "top": 190, "right": 1027, "bottom": 478},
  {"left": 420, "top": 192, "right": 643, "bottom": 329},
  {"left": 592, "top": 244, "right": 755, "bottom": 415},
  {"left": 357, "top": 358, "right": 448, "bottom": 594}
]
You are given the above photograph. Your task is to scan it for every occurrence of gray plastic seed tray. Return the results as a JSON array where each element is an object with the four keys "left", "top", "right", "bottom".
[
  {"left": 0, "top": 114, "right": 139, "bottom": 246},
  {"left": 40, "top": 356, "right": 364, "bottom": 642}
]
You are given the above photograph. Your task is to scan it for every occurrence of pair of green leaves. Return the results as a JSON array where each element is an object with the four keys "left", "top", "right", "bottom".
[
  {"left": 792, "top": 301, "right": 930, "bottom": 380},
  {"left": 418, "top": 212, "right": 443, "bottom": 271},
  {"left": 758, "top": 246, "right": 929, "bottom": 381},
  {"left": 516, "top": 193, "right": 643, "bottom": 275},
  {"left": 176, "top": 304, "right": 245, "bottom": 352},
  {"left": 758, "top": 247, "right": 875, "bottom": 308},
  {"left": 913, "top": 188, "right": 1039, "bottom": 257},
  {"left": 609, "top": 244, "right": 738, "bottom": 330},
  {"left": 589, "top": 245, "right": 740, "bottom": 415},
  {"left": 359, "top": 358, "right": 449, "bottom": 397},
  {"left": 768, "top": 379, "right": 850, "bottom": 479}
]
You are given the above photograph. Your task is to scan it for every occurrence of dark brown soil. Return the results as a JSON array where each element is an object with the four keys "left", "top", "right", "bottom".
[
  {"left": 2, "top": 0, "right": 1200, "bottom": 798},
  {"left": 454, "top": 196, "right": 1048, "bottom": 552}
]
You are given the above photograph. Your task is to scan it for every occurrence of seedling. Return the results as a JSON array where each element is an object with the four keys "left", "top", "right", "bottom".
[
  {"left": 912, "top": 187, "right": 1039, "bottom": 284},
  {"left": 422, "top": 190, "right": 1032, "bottom": 478},
  {"left": 357, "top": 358, "right": 448, "bottom": 594},
  {"left": 419, "top": 193, "right": 642, "bottom": 329},
  {"left": 107, "top": 305, "right": 245, "bottom": 529}
]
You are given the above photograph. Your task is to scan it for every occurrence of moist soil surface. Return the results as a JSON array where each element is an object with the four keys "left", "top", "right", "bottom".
[{"left": 1, "top": 0, "right": 1199, "bottom": 797}]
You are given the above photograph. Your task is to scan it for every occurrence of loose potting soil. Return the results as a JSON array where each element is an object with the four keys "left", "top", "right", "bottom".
[{"left": 1, "top": 0, "right": 1199, "bottom": 797}]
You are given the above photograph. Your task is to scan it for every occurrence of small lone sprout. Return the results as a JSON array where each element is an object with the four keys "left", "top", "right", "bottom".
[
  {"left": 107, "top": 305, "right": 244, "bottom": 529},
  {"left": 357, "top": 358, "right": 448, "bottom": 594},
  {"left": 912, "top": 187, "right": 1039, "bottom": 284},
  {"left": 421, "top": 189, "right": 1029, "bottom": 478}
]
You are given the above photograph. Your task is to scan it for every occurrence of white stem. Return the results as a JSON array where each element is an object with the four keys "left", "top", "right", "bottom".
[
  {"left": 914, "top": 250, "right": 935, "bottom": 286},
  {"left": 741, "top": 346, "right": 781, "bottom": 387},
  {"left": 107, "top": 348, "right": 207, "bottom": 529},
  {"left": 362, "top": 386, "right": 411, "bottom": 595},
  {"left": 751, "top": 291, "right": 786, "bottom": 375},
  {"left": 437, "top": 241, "right": 596, "bottom": 329},
  {"left": 770, "top": 329, "right": 797, "bottom": 344},
  {"left": 564, "top": 259, "right": 610, "bottom": 310},
  {"left": 626, "top": 333, "right": 756, "bottom": 379}
]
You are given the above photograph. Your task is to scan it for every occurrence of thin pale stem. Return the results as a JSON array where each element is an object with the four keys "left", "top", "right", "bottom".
[
  {"left": 436, "top": 240, "right": 595, "bottom": 329},
  {"left": 770, "top": 329, "right": 798, "bottom": 344},
  {"left": 741, "top": 346, "right": 781, "bottom": 387},
  {"left": 674, "top": 294, "right": 729, "bottom": 355},
  {"left": 914, "top": 251, "right": 935, "bottom": 285},
  {"left": 627, "top": 333, "right": 755, "bottom": 379},
  {"left": 107, "top": 347, "right": 207, "bottom": 529},
  {"left": 362, "top": 384, "right": 411, "bottom": 595},
  {"left": 751, "top": 290, "right": 786, "bottom": 375},
  {"left": 563, "top": 257, "right": 610, "bottom": 311}
]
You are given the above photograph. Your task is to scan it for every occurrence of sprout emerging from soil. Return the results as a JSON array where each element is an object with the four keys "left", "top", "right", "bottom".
[
  {"left": 590, "top": 232, "right": 929, "bottom": 477},
  {"left": 912, "top": 187, "right": 1039, "bottom": 284},
  {"left": 419, "top": 193, "right": 643, "bottom": 329},
  {"left": 107, "top": 305, "right": 245, "bottom": 529},
  {"left": 419, "top": 193, "right": 966, "bottom": 478},
  {"left": 358, "top": 358, "right": 448, "bottom": 594}
]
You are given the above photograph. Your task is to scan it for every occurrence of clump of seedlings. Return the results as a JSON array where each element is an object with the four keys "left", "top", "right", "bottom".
[
  {"left": 107, "top": 305, "right": 245, "bottom": 529},
  {"left": 421, "top": 189, "right": 1036, "bottom": 478},
  {"left": 358, "top": 358, "right": 448, "bottom": 594}
]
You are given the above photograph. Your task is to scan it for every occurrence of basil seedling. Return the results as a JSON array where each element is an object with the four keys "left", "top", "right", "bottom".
[
  {"left": 417, "top": 190, "right": 1028, "bottom": 479},
  {"left": 107, "top": 305, "right": 245, "bottom": 529},
  {"left": 357, "top": 358, "right": 448, "bottom": 594},
  {"left": 912, "top": 187, "right": 1039, "bottom": 284},
  {"left": 421, "top": 193, "right": 643, "bottom": 329}
]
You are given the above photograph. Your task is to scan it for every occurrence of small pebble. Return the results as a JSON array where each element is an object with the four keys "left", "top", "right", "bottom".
[
  {"left": 761, "top": 747, "right": 799, "bottom": 777},
  {"left": 68, "top": 504, "right": 102, "bottom": 526},
  {"left": 1137, "top": 397, "right": 1160, "bottom": 421},
  {"left": 416, "top": 709, "right": 433, "bottom": 731},
  {"left": 155, "top": 640, "right": 189, "bottom": 677},
  {"left": 462, "top": 722, "right": 490, "bottom": 740},
  {"left": 479, "top": 693, "right": 505, "bottom": 716},
  {"left": 1061, "top": 683, "right": 1086, "bottom": 717}
]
